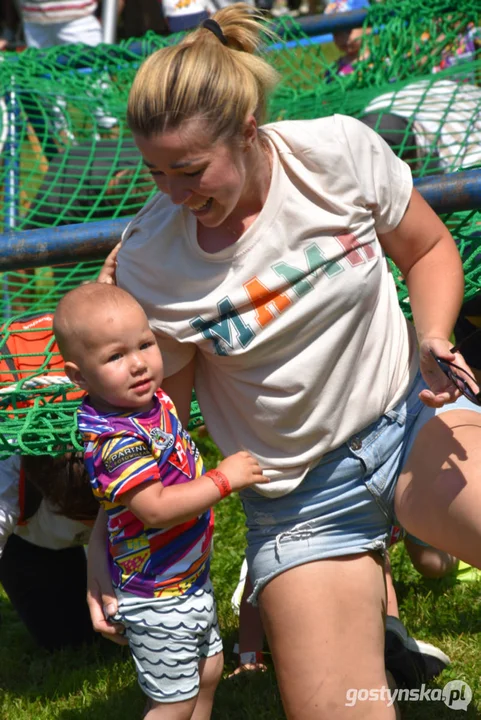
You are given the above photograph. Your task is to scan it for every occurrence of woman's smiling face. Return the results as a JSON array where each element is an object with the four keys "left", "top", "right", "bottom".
[{"left": 134, "top": 120, "right": 250, "bottom": 227}]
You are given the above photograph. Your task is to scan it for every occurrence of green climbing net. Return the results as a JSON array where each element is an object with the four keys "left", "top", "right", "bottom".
[{"left": 0, "top": 0, "right": 480, "bottom": 456}]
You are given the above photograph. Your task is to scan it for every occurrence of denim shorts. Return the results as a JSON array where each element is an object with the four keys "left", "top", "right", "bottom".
[
  {"left": 111, "top": 580, "right": 222, "bottom": 703},
  {"left": 241, "top": 372, "right": 474, "bottom": 603}
]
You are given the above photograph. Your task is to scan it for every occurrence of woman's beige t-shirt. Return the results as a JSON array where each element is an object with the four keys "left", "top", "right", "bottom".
[{"left": 117, "top": 115, "right": 416, "bottom": 498}]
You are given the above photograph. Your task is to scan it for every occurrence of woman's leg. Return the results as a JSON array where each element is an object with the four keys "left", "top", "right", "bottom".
[
  {"left": 384, "top": 551, "right": 399, "bottom": 617},
  {"left": 384, "top": 548, "right": 450, "bottom": 690},
  {"left": 229, "top": 574, "right": 267, "bottom": 676},
  {"left": 403, "top": 535, "right": 457, "bottom": 579},
  {"left": 395, "top": 408, "right": 481, "bottom": 567},
  {"left": 243, "top": 375, "right": 435, "bottom": 719},
  {"left": 258, "top": 552, "right": 396, "bottom": 720}
]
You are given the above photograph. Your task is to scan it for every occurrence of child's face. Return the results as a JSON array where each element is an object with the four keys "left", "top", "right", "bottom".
[
  {"left": 333, "top": 27, "right": 364, "bottom": 57},
  {"left": 74, "top": 303, "right": 164, "bottom": 413}
]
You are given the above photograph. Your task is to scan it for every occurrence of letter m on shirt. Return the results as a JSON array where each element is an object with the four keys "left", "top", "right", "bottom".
[{"left": 191, "top": 297, "right": 255, "bottom": 356}]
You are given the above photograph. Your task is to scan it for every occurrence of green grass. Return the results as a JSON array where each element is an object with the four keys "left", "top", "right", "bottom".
[{"left": 2, "top": 433, "right": 481, "bottom": 718}]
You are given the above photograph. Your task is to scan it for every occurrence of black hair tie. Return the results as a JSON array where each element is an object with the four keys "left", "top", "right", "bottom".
[{"left": 202, "top": 18, "right": 228, "bottom": 46}]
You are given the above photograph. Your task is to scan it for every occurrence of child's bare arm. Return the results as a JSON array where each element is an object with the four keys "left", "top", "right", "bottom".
[
  {"left": 87, "top": 507, "right": 128, "bottom": 644},
  {"left": 120, "top": 451, "right": 267, "bottom": 528}
]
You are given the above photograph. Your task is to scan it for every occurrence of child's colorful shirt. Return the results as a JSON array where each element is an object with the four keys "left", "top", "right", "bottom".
[
  {"left": 329, "top": 55, "right": 358, "bottom": 80},
  {"left": 78, "top": 390, "right": 213, "bottom": 599}
]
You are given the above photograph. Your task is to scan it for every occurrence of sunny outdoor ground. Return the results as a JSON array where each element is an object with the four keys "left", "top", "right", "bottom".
[{"left": 2, "top": 431, "right": 481, "bottom": 719}]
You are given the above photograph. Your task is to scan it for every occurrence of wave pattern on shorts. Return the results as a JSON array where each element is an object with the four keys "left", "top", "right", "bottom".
[{"left": 117, "top": 581, "right": 223, "bottom": 702}]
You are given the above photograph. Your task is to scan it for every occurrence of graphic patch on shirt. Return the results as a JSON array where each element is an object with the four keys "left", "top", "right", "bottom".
[
  {"left": 117, "top": 548, "right": 150, "bottom": 576},
  {"left": 150, "top": 427, "right": 175, "bottom": 452},
  {"left": 104, "top": 442, "right": 151, "bottom": 473},
  {"left": 169, "top": 439, "right": 192, "bottom": 477}
]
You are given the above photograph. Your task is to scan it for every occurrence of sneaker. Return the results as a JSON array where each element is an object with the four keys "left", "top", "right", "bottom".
[
  {"left": 51, "top": 97, "right": 77, "bottom": 144},
  {"left": 385, "top": 615, "right": 450, "bottom": 690},
  {"left": 271, "top": 6, "right": 291, "bottom": 15},
  {"left": 455, "top": 560, "right": 481, "bottom": 582}
]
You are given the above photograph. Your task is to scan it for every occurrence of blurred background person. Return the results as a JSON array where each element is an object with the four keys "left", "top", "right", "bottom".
[
  {"left": 0, "top": 453, "right": 99, "bottom": 651},
  {"left": 323, "top": 0, "right": 370, "bottom": 80}
]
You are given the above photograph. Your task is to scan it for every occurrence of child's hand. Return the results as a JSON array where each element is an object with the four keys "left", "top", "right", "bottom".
[{"left": 217, "top": 451, "right": 267, "bottom": 492}]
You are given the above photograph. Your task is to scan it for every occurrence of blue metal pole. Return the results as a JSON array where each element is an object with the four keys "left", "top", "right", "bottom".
[
  {"left": 0, "top": 217, "right": 129, "bottom": 270},
  {"left": 413, "top": 169, "right": 481, "bottom": 216},
  {"left": 0, "top": 169, "right": 481, "bottom": 271},
  {"left": 2, "top": 77, "right": 20, "bottom": 314},
  {"left": 266, "top": 33, "right": 335, "bottom": 49},
  {"left": 272, "top": 9, "right": 368, "bottom": 38}
]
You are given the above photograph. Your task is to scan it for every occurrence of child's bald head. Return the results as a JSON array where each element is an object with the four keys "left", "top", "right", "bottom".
[
  {"left": 54, "top": 283, "right": 143, "bottom": 362},
  {"left": 54, "top": 283, "right": 163, "bottom": 412}
]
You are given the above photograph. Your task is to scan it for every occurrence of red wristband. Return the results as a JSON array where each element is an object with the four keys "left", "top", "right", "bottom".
[{"left": 205, "top": 469, "right": 232, "bottom": 498}]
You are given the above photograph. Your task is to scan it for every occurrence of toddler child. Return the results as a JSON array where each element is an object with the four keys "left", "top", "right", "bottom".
[
  {"left": 323, "top": 0, "right": 371, "bottom": 80},
  {"left": 53, "top": 282, "right": 266, "bottom": 720}
]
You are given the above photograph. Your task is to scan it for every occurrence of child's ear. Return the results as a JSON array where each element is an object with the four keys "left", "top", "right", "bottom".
[{"left": 64, "top": 361, "right": 88, "bottom": 390}]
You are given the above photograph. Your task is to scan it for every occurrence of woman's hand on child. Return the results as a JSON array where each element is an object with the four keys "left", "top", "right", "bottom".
[
  {"left": 217, "top": 451, "right": 267, "bottom": 492},
  {"left": 97, "top": 242, "right": 121, "bottom": 285}
]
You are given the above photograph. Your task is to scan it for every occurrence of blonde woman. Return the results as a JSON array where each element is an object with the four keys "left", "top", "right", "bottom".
[{"left": 87, "top": 5, "right": 481, "bottom": 718}]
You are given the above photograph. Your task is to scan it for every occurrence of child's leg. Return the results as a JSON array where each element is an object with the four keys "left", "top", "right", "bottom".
[
  {"left": 116, "top": 581, "right": 222, "bottom": 720},
  {"left": 230, "top": 573, "right": 267, "bottom": 676},
  {"left": 238, "top": 575, "right": 265, "bottom": 657},
  {"left": 403, "top": 535, "right": 457, "bottom": 579},
  {"left": 143, "top": 697, "right": 197, "bottom": 720},
  {"left": 191, "top": 652, "right": 224, "bottom": 720},
  {"left": 230, "top": 559, "right": 266, "bottom": 676},
  {"left": 142, "top": 653, "right": 223, "bottom": 719},
  {"left": 191, "top": 583, "right": 224, "bottom": 718}
]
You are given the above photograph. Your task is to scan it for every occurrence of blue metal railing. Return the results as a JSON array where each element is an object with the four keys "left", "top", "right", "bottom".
[
  {"left": 273, "top": 8, "right": 368, "bottom": 41},
  {"left": 0, "top": 169, "right": 480, "bottom": 271}
]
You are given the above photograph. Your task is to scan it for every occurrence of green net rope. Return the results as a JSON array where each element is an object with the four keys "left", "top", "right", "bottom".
[{"left": 0, "top": 0, "right": 480, "bottom": 456}]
